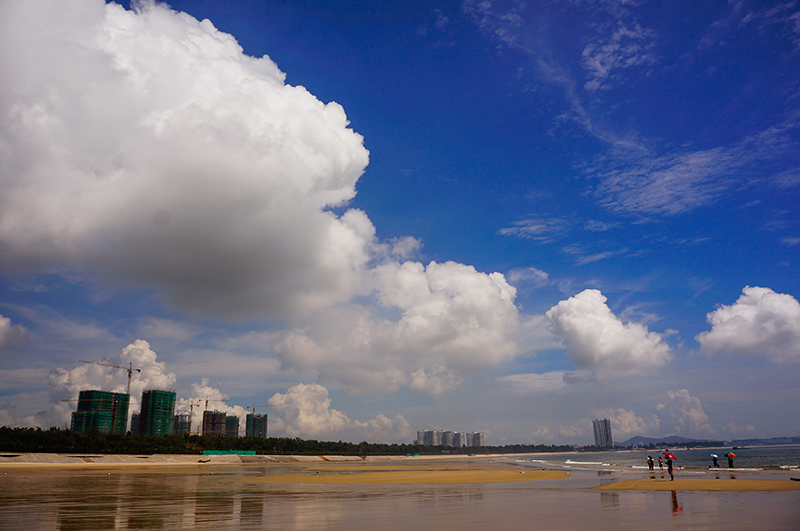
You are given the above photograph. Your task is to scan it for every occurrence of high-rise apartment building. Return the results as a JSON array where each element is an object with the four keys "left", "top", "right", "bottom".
[
  {"left": 138, "top": 390, "right": 176, "bottom": 436},
  {"left": 225, "top": 415, "right": 239, "bottom": 437},
  {"left": 70, "top": 390, "right": 129, "bottom": 434},
  {"left": 593, "top": 418, "right": 614, "bottom": 449},
  {"left": 416, "top": 430, "right": 484, "bottom": 447},
  {"left": 202, "top": 410, "right": 226, "bottom": 436},
  {"left": 130, "top": 412, "right": 140, "bottom": 434},
  {"left": 464, "top": 432, "right": 485, "bottom": 447},
  {"left": 173, "top": 413, "right": 192, "bottom": 435},
  {"left": 246, "top": 413, "right": 268, "bottom": 438}
]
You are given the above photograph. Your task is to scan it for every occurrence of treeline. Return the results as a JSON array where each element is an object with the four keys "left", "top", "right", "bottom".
[{"left": 0, "top": 427, "right": 573, "bottom": 455}]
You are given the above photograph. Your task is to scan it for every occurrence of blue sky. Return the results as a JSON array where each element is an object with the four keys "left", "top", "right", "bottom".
[{"left": 1, "top": 0, "right": 799, "bottom": 444}]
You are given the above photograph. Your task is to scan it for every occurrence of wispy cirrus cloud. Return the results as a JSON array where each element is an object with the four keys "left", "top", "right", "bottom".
[
  {"left": 498, "top": 217, "right": 569, "bottom": 242},
  {"left": 562, "top": 244, "right": 629, "bottom": 265},
  {"left": 580, "top": 20, "right": 658, "bottom": 91},
  {"left": 591, "top": 110, "right": 800, "bottom": 215}
]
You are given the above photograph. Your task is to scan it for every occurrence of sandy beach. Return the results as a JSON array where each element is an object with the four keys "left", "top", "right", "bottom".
[
  {"left": 1, "top": 453, "right": 799, "bottom": 530},
  {"left": 595, "top": 477, "right": 800, "bottom": 492}
]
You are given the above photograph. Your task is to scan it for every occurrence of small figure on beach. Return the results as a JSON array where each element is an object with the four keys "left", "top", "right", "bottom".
[
  {"left": 711, "top": 455, "right": 719, "bottom": 468},
  {"left": 658, "top": 457, "right": 663, "bottom": 470},
  {"left": 727, "top": 453, "right": 734, "bottom": 468},
  {"left": 667, "top": 457, "right": 674, "bottom": 481},
  {"left": 647, "top": 456, "right": 654, "bottom": 470}
]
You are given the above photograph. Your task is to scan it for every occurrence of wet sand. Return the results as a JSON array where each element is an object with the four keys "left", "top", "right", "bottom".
[
  {"left": 595, "top": 477, "right": 800, "bottom": 492},
  {"left": 1, "top": 454, "right": 799, "bottom": 530},
  {"left": 240, "top": 466, "right": 568, "bottom": 484}
]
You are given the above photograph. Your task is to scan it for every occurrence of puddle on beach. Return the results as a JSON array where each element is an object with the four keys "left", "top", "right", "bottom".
[{"left": 1, "top": 465, "right": 799, "bottom": 530}]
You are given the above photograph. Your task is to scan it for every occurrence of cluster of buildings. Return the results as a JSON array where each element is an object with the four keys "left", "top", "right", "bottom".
[
  {"left": 593, "top": 418, "right": 614, "bottom": 449},
  {"left": 69, "top": 389, "right": 269, "bottom": 438},
  {"left": 415, "top": 430, "right": 485, "bottom": 447}
]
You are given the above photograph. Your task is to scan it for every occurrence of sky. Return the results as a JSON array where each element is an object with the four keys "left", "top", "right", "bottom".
[{"left": 1, "top": 0, "right": 799, "bottom": 445}]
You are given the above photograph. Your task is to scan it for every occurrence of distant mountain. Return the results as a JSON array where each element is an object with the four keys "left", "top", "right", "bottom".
[{"left": 620, "top": 435, "right": 713, "bottom": 446}]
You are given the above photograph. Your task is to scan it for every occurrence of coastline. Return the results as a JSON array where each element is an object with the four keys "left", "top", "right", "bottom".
[
  {"left": 3, "top": 453, "right": 800, "bottom": 529},
  {"left": 0, "top": 451, "right": 508, "bottom": 469}
]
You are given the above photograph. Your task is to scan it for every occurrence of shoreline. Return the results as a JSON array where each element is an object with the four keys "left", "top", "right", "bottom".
[{"left": 0, "top": 451, "right": 510, "bottom": 469}]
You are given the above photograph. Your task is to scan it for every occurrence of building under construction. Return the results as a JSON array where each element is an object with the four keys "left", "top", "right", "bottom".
[
  {"left": 225, "top": 415, "right": 239, "bottom": 437},
  {"left": 173, "top": 413, "right": 191, "bottom": 435},
  {"left": 70, "top": 390, "right": 130, "bottom": 434},
  {"left": 202, "top": 410, "right": 226, "bottom": 436},
  {"left": 138, "top": 390, "right": 176, "bottom": 436},
  {"left": 246, "top": 413, "right": 268, "bottom": 438}
]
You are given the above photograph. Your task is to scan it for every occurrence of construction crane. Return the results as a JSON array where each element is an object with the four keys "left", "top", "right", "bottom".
[
  {"left": 243, "top": 404, "right": 285, "bottom": 439},
  {"left": 201, "top": 397, "right": 228, "bottom": 411},
  {"left": 61, "top": 395, "right": 126, "bottom": 433},
  {"left": 246, "top": 403, "right": 286, "bottom": 413},
  {"left": 78, "top": 360, "right": 141, "bottom": 395},
  {"left": 177, "top": 400, "right": 202, "bottom": 418},
  {"left": 175, "top": 400, "right": 202, "bottom": 433}
]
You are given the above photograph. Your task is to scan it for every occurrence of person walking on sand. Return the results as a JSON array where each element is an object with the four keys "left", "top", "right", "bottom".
[
  {"left": 667, "top": 457, "right": 674, "bottom": 481},
  {"left": 712, "top": 455, "right": 719, "bottom": 468},
  {"left": 647, "top": 456, "right": 654, "bottom": 470},
  {"left": 727, "top": 453, "right": 734, "bottom": 468},
  {"left": 658, "top": 457, "right": 663, "bottom": 470}
]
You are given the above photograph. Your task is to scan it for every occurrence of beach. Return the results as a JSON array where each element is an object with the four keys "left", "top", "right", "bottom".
[{"left": 1, "top": 453, "right": 799, "bottom": 530}]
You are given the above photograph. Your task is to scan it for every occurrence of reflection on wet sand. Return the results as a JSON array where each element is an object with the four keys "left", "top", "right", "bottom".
[
  {"left": 670, "top": 491, "right": 683, "bottom": 516},
  {"left": 1, "top": 463, "right": 799, "bottom": 530},
  {"left": 599, "top": 491, "right": 619, "bottom": 509}
]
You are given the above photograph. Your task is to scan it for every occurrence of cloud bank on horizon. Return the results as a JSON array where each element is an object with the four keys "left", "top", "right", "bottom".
[{"left": 0, "top": 0, "right": 799, "bottom": 444}]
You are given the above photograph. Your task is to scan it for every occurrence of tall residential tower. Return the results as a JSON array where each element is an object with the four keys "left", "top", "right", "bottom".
[
  {"left": 138, "top": 390, "right": 176, "bottom": 436},
  {"left": 70, "top": 390, "right": 129, "bottom": 434},
  {"left": 593, "top": 418, "right": 614, "bottom": 449}
]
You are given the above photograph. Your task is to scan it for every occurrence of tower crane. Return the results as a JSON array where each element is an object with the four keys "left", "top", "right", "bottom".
[
  {"left": 246, "top": 403, "right": 286, "bottom": 413},
  {"left": 176, "top": 400, "right": 202, "bottom": 433},
  {"left": 61, "top": 395, "right": 127, "bottom": 433},
  {"left": 202, "top": 397, "right": 228, "bottom": 411},
  {"left": 243, "top": 404, "right": 285, "bottom": 439},
  {"left": 78, "top": 360, "right": 141, "bottom": 395}
]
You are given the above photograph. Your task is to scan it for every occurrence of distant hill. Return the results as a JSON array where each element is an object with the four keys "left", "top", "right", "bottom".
[{"left": 620, "top": 435, "right": 713, "bottom": 446}]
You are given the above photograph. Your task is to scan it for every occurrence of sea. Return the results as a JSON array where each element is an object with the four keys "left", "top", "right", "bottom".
[{"left": 506, "top": 444, "right": 800, "bottom": 474}]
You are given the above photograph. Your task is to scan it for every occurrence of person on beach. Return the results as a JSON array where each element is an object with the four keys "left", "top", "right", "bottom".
[
  {"left": 647, "top": 456, "right": 654, "bottom": 470},
  {"left": 667, "top": 457, "right": 674, "bottom": 481},
  {"left": 712, "top": 456, "right": 719, "bottom": 468},
  {"left": 658, "top": 457, "right": 663, "bottom": 470},
  {"left": 727, "top": 454, "right": 734, "bottom": 468}
]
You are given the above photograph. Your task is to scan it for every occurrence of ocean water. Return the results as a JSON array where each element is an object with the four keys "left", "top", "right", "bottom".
[{"left": 509, "top": 445, "right": 800, "bottom": 474}]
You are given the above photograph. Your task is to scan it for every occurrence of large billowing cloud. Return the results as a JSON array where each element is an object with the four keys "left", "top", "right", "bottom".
[
  {"left": 546, "top": 289, "right": 672, "bottom": 376},
  {"left": 0, "top": 1, "right": 524, "bottom": 399},
  {"left": 594, "top": 407, "right": 659, "bottom": 440},
  {"left": 48, "top": 339, "right": 176, "bottom": 426},
  {"left": 0, "top": 314, "right": 28, "bottom": 350},
  {"left": 0, "top": 0, "right": 370, "bottom": 319},
  {"left": 182, "top": 378, "right": 247, "bottom": 435},
  {"left": 696, "top": 286, "right": 800, "bottom": 362},
  {"left": 274, "top": 261, "right": 519, "bottom": 395},
  {"left": 656, "top": 389, "right": 714, "bottom": 437},
  {"left": 267, "top": 383, "right": 413, "bottom": 442}
]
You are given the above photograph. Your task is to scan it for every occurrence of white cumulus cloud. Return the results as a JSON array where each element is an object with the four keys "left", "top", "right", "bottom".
[
  {"left": 48, "top": 339, "right": 176, "bottom": 426},
  {"left": 275, "top": 260, "right": 520, "bottom": 395},
  {"left": 655, "top": 389, "right": 714, "bottom": 437},
  {"left": 696, "top": 286, "right": 800, "bottom": 362},
  {"left": 546, "top": 289, "right": 672, "bottom": 376},
  {"left": 0, "top": 0, "right": 527, "bottom": 402},
  {"left": 267, "top": 383, "right": 413, "bottom": 443},
  {"left": 0, "top": 314, "right": 28, "bottom": 350},
  {"left": 182, "top": 377, "right": 247, "bottom": 435},
  {"left": 0, "top": 0, "right": 370, "bottom": 319},
  {"left": 595, "top": 407, "right": 659, "bottom": 439}
]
